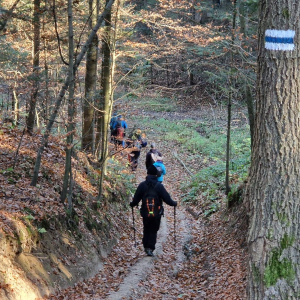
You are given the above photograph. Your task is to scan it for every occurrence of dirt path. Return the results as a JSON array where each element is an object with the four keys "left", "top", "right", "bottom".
[
  {"left": 45, "top": 141, "right": 196, "bottom": 300},
  {"left": 106, "top": 141, "right": 193, "bottom": 299},
  {"left": 101, "top": 106, "right": 247, "bottom": 299}
]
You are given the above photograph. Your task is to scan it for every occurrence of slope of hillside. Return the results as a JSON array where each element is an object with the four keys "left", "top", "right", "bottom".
[{"left": 0, "top": 125, "right": 134, "bottom": 299}]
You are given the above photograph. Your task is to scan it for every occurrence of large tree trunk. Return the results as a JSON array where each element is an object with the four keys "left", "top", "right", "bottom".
[
  {"left": 247, "top": 0, "right": 300, "bottom": 299},
  {"left": 43, "top": 16, "right": 50, "bottom": 123},
  {"left": 26, "top": 0, "right": 40, "bottom": 134},
  {"left": 82, "top": 0, "right": 99, "bottom": 152}
]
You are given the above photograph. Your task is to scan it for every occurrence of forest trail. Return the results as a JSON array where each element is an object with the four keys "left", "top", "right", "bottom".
[
  {"left": 106, "top": 143, "right": 193, "bottom": 300},
  {"left": 45, "top": 136, "right": 195, "bottom": 300},
  {"left": 46, "top": 105, "right": 247, "bottom": 299}
]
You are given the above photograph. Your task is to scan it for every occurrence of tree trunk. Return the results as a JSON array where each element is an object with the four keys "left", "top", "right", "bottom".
[
  {"left": 26, "top": 0, "right": 40, "bottom": 134},
  {"left": 97, "top": 0, "right": 122, "bottom": 199},
  {"left": 245, "top": 84, "right": 254, "bottom": 149},
  {"left": 239, "top": 0, "right": 247, "bottom": 37},
  {"left": 225, "top": 90, "right": 231, "bottom": 196},
  {"left": 97, "top": 0, "right": 112, "bottom": 162},
  {"left": 43, "top": 19, "right": 49, "bottom": 122},
  {"left": 31, "top": 0, "right": 116, "bottom": 187},
  {"left": 82, "top": 0, "right": 99, "bottom": 152},
  {"left": 61, "top": 0, "right": 75, "bottom": 207},
  {"left": 225, "top": 0, "right": 236, "bottom": 196},
  {"left": 12, "top": 89, "right": 19, "bottom": 125},
  {"left": 247, "top": 1, "right": 300, "bottom": 298}
]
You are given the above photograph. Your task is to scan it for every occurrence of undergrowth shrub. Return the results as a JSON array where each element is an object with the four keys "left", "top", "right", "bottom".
[
  {"left": 181, "top": 127, "right": 251, "bottom": 211},
  {"left": 127, "top": 96, "right": 176, "bottom": 112},
  {"left": 133, "top": 107, "right": 251, "bottom": 216},
  {"left": 105, "top": 157, "right": 136, "bottom": 198}
]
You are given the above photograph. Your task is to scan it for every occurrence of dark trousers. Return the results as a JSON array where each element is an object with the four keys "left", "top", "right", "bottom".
[
  {"left": 129, "top": 151, "right": 141, "bottom": 171},
  {"left": 142, "top": 217, "right": 161, "bottom": 250}
]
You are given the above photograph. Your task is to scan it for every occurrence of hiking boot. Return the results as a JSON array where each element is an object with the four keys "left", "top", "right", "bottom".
[{"left": 146, "top": 248, "right": 154, "bottom": 257}]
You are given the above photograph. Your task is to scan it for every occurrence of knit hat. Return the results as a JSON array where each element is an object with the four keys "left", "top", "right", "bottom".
[
  {"left": 150, "top": 142, "right": 156, "bottom": 148},
  {"left": 147, "top": 165, "right": 157, "bottom": 176}
]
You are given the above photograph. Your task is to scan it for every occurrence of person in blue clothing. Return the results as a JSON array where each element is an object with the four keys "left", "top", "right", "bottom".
[
  {"left": 109, "top": 112, "right": 118, "bottom": 136},
  {"left": 109, "top": 112, "right": 118, "bottom": 139},
  {"left": 111, "top": 115, "right": 128, "bottom": 148},
  {"left": 153, "top": 156, "right": 166, "bottom": 183},
  {"left": 110, "top": 114, "right": 127, "bottom": 135}
]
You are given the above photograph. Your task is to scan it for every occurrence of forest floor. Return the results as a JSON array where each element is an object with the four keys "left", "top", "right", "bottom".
[{"left": 0, "top": 99, "right": 248, "bottom": 300}]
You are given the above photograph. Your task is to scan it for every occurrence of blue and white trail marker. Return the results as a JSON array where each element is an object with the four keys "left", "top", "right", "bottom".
[{"left": 265, "top": 29, "right": 295, "bottom": 51}]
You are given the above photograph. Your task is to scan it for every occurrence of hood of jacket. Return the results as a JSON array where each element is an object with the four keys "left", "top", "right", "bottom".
[
  {"left": 150, "top": 149, "right": 159, "bottom": 154},
  {"left": 145, "top": 175, "right": 158, "bottom": 185}
]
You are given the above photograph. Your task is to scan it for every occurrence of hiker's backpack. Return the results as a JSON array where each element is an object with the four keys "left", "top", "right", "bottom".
[
  {"left": 115, "top": 119, "right": 122, "bottom": 129},
  {"left": 133, "top": 140, "right": 142, "bottom": 151},
  {"left": 155, "top": 166, "right": 163, "bottom": 177},
  {"left": 115, "top": 119, "right": 124, "bottom": 139},
  {"left": 140, "top": 183, "right": 164, "bottom": 219}
]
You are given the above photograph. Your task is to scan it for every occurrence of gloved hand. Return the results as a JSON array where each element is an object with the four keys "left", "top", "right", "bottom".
[
  {"left": 174, "top": 201, "right": 178, "bottom": 207},
  {"left": 130, "top": 202, "right": 134, "bottom": 208}
]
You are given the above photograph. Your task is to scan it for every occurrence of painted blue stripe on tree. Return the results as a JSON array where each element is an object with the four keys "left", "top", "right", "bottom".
[
  {"left": 265, "top": 36, "right": 294, "bottom": 44},
  {"left": 265, "top": 29, "right": 295, "bottom": 51}
]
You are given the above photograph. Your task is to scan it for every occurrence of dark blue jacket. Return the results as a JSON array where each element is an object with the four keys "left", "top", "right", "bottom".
[{"left": 130, "top": 175, "right": 177, "bottom": 209}]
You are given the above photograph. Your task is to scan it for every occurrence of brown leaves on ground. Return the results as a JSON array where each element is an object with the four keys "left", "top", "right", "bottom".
[
  {"left": 0, "top": 126, "right": 100, "bottom": 234},
  {"left": 0, "top": 129, "right": 63, "bottom": 221},
  {"left": 0, "top": 120, "right": 248, "bottom": 299}
]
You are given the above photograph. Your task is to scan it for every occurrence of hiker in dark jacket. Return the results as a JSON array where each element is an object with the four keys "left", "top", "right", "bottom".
[
  {"left": 109, "top": 112, "right": 118, "bottom": 137},
  {"left": 127, "top": 129, "right": 148, "bottom": 171},
  {"left": 145, "top": 142, "right": 162, "bottom": 170},
  {"left": 130, "top": 165, "right": 177, "bottom": 256},
  {"left": 128, "top": 140, "right": 142, "bottom": 171}
]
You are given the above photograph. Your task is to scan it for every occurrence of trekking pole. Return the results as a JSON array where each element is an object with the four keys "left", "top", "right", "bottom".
[
  {"left": 174, "top": 206, "right": 176, "bottom": 251},
  {"left": 132, "top": 207, "right": 137, "bottom": 247}
]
